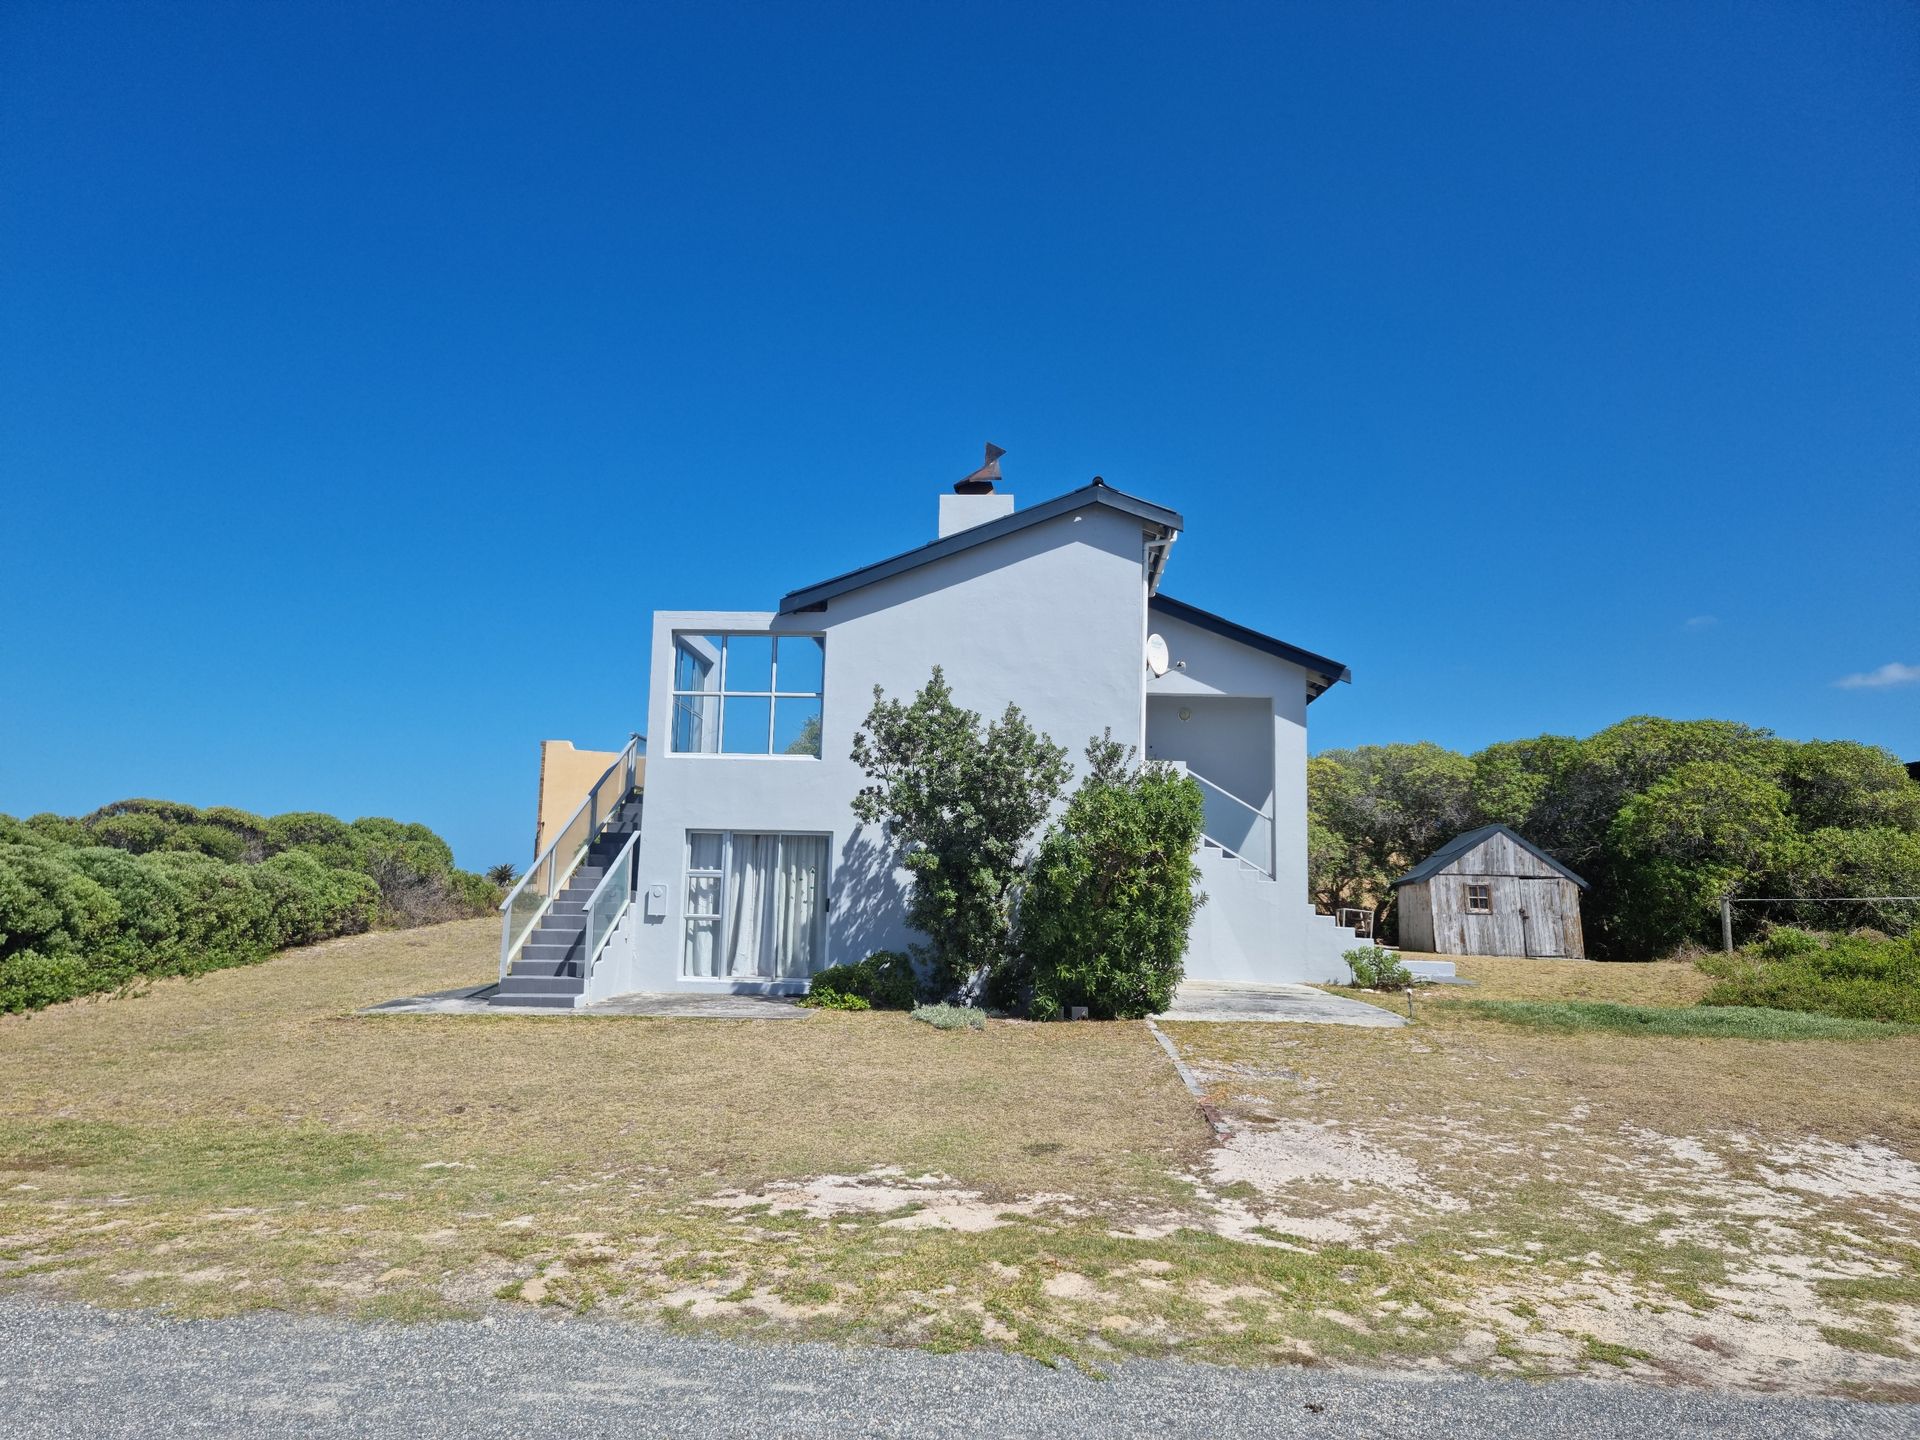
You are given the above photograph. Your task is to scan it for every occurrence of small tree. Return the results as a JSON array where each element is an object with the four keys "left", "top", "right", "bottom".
[
  {"left": 1018, "top": 735, "right": 1206, "bottom": 1020},
  {"left": 484, "top": 862, "right": 519, "bottom": 888},
  {"left": 851, "top": 668, "right": 1069, "bottom": 996}
]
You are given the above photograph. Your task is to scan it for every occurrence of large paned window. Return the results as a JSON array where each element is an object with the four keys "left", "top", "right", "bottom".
[
  {"left": 683, "top": 831, "right": 829, "bottom": 979},
  {"left": 671, "top": 633, "right": 824, "bottom": 756}
]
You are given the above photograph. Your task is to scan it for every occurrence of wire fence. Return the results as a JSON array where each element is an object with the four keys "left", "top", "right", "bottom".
[{"left": 1718, "top": 896, "right": 1919, "bottom": 952}]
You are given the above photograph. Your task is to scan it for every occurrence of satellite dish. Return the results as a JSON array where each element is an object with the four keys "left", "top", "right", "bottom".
[{"left": 1145, "top": 633, "right": 1170, "bottom": 677}]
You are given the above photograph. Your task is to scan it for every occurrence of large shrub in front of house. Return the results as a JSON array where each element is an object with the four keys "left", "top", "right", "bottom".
[
  {"left": 0, "top": 800, "right": 493, "bottom": 1013},
  {"left": 1014, "top": 736, "right": 1206, "bottom": 1021},
  {"left": 851, "top": 667, "right": 1070, "bottom": 997}
]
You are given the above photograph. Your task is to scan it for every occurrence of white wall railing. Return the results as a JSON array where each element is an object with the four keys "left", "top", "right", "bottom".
[
  {"left": 1169, "top": 762, "right": 1276, "bottom": 879},
  {"left": 498, "top": 734, "right": 642, "bottom": 980}
]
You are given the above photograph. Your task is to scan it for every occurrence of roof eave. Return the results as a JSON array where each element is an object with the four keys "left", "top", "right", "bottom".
[
  {"left": 1148, "top": 594, "right": 1351, "bottom": 701},
  {"left": 777, "top": 483, "right": 1185, "bottom": 616}
]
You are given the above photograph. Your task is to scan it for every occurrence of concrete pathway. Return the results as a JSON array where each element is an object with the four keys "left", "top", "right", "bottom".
[
  {"left": 1, "top": 1299, "right": 1904, "bottom": 1439},
  {"left": 362, "top": 985, "right": 811, "bottom": 1019},
  {"left": 1160, "top": 980, "right": 1407, "bottom": 1027}
]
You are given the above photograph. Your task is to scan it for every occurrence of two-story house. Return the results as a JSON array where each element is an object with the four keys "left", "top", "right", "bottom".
[{"left": 494, "top": 458, "right": 1360, "bottom": 1007}]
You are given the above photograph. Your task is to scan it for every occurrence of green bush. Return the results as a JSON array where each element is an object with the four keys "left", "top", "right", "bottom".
[
  {"left": 0, "top": 799, "right": 493, "bottom": 1013},
  {"left": 850, "top": 667, "right": 1071, "bottom": 996},
  {"left": 253, "top": 851, "right": 381, "bottom": 948},
  {"left": 0, "top": 950, "right": 90, "bottom": 1012},
  {"left": 0, "top": 845, "right": 122, "bottom": 1009},
  {"left": 911, "top": 1002, "right": 985, "bottom": 1031},
  {"left": 142, "top": 852, "right": 275, "bottom": 973},
  {"left": 65, "top": 846, "right": 189, "bottom": 975},
  {"left": 806, "top": 950, "right": 918, "bottom": 1010},
  {"left": 1343, "top": 945, "right": 1413, "bottom": 990},
  {"left": 798, "top": 990, "right": 871, "bottom": 1011},
  {"left": 265, "top": 811, "right": 355, "bottom": 857},
  {"left": 0, "top": 845, "right": 119, "bottom": 963},
  {"left": 1698, "top": 928, "right": 1920, "bottom": 1025},
  {"left": 1453, "top": 998, "right": 1914, "bottom": 1040},
  {"left": 1018, "top": 737, "right": 1205, "bottom": 1021}
]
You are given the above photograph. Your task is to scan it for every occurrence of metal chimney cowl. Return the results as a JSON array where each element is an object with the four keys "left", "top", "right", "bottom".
[{"left": 937, "top": 443, "right": 1015, "bottom": 537}]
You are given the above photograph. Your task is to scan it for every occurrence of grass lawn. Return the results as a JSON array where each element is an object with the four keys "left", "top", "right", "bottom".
[{"left": 3, "top": 925, "right": 1918, "bottom": 1397}]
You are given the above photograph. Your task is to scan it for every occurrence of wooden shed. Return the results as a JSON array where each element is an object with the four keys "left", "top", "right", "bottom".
[{"left": 1391, "top": 824, "right": 1588, "bottom": 958}]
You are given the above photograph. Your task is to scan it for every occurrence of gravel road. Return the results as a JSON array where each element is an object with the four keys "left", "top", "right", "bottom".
[{"left": 1, "top": 1298, "right": 1909, "bottom": 1438}]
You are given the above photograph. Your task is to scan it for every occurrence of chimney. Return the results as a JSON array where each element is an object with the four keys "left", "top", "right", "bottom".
[{"left": 938, "top": 443, "right": 1016, "bottom": 537}]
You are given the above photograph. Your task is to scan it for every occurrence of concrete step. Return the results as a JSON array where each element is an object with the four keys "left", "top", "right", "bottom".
[
  {"left": 488, "top": 991, "right": 579, "bottom": 1010},
  {"left": 1404, "top": 959, "right": 1456, "bottom": 979},
  {"left": 505, "top": 957, "right": 579, "bottom": 978},
  {"left": 496, "top": 975, "right": 584, "bottom": 996}
]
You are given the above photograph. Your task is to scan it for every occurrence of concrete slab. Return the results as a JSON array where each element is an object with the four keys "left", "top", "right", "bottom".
[
  {"left": 1159, "top": 980, "right": 1408, "bottom": 1028},
  {"left": 361, "top": 986, "right": 813, "bottom": 1019}
]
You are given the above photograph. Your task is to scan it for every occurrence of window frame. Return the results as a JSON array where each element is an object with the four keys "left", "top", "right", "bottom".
[
  {"left": 681, "top": 829, "right": 834, "bottom": 980},
  {"left": 1465, "top": 882, "right": 1493, "bottom": 914},
  {"left": 669, "top": 632, "right": 824, "bottom": 758}
]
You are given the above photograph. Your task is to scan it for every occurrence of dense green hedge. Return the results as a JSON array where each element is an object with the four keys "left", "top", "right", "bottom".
[
  {"left": 1699, "top": 928, "right": 1920, "bottom": 1026},
  {"left": 0, "top": 800, "right": 495, "bottom": 1013}
]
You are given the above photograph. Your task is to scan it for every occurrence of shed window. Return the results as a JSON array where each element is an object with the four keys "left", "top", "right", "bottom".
[{"left": 1465, "top": 883, "right": 1493, "bottom": 913}]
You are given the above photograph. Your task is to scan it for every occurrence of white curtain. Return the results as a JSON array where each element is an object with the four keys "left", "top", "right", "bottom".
[
  {"left": 723, "top": 834, "right": 778, "bottom": 976},
  {"left": 688, "top": 833, "right": 828, "bottom": 980},
  {"left": 772, "top": 835, "right": 827, "bottom": 978}
]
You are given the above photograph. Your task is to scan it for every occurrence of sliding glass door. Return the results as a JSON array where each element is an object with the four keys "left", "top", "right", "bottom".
[{"left": 683, "top": 832, "right": 828, "bottom": 979}]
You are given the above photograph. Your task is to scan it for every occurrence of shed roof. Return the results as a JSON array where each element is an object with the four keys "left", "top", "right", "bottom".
[
  {"left": 1150, "top": 594, "right": 1351, "bottom": 701},
  {"left": 777, "top": 481, "right": 1183, "bottom": 615},
  {"left": 1390, "top": 823, "right": 1589, "bottom": 890}
]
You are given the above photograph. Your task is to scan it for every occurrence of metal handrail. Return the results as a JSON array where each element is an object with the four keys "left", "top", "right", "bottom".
[
  {"left": 1186, "top": 769, "right": 1273, "bottom": 822},
  {"left": 583, "top": 830, "right": 642, "bottom": 978},
  {"left": 1171, "top": 762, "right": 1276, "bottom": 879},
  {"left": 498, "top": 734, "right": 642, "bottom": 980}
]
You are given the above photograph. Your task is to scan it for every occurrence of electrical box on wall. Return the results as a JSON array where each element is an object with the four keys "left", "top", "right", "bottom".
[{"left": 644, "top": 883, "right": 668, "bottom": 920}]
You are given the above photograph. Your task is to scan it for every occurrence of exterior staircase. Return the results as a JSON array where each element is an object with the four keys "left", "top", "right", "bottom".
[
  {"left": 1188, "top": 823, "right": 1368, "bottom": 984},
  {"left": 492, "top": 794, "right": 643, "bottom": 1009}
]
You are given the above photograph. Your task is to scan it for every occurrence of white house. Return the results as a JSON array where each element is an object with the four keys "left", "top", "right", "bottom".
[{"left": 494, "top": 460, "right": 1361, "bottom": 1007}]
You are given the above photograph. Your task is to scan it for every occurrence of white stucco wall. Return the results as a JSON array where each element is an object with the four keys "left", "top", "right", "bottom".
[
  {"left": 591, "top": 504, "right": 1155, "bottom": 998},
  {"left": 1144, "top": 606, "right": 1353, "bottom": 983}
]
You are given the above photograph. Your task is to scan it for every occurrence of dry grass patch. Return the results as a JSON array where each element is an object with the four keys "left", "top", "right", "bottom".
[
  {"left": 5, "top": 926, "right": 1918, "bottom": 1393},
  {"left": 1161, "top": 957, "right": 1920, "bottom": 1393},
  {"left": 1399, "top": 953, "right": 1717, "bottom": 1007},
  {"left": 0, "top": 920, "right": 1203, "bottom": 1203}
]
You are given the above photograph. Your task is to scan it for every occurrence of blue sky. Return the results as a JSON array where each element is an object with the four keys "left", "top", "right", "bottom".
[{"left": 2, "top": 2, "right": 1915, "bottom": 869}]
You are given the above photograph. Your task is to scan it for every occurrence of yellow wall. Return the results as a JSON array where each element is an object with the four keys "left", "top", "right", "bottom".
[{"left": 533, "top": 740, "right": 641, "bottom": 857}]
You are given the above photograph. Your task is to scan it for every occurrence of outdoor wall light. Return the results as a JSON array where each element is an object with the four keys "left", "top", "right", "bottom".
[{"left": 1178, "top": 707, "right": 1192, "bottom": 721}]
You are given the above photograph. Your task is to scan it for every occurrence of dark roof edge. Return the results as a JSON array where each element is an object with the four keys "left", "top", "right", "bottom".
[
  {"left": 777, "top": 483, "right": 1184, "bottom": 615},
  {"left": 1389, "top": 823, "right": 1590, "bottom": 890},
  {"left": 1149, "top": 594, "right": 1352, "bottom": 700}
]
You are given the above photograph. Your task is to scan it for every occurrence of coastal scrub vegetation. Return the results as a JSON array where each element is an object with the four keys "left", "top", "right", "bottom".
[
  {"left": 0, "top": 800, "right": 496, "bottom": 1012},
  {"left": 1310, "top": 721, "right": 1920, "bottom": 957}
]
